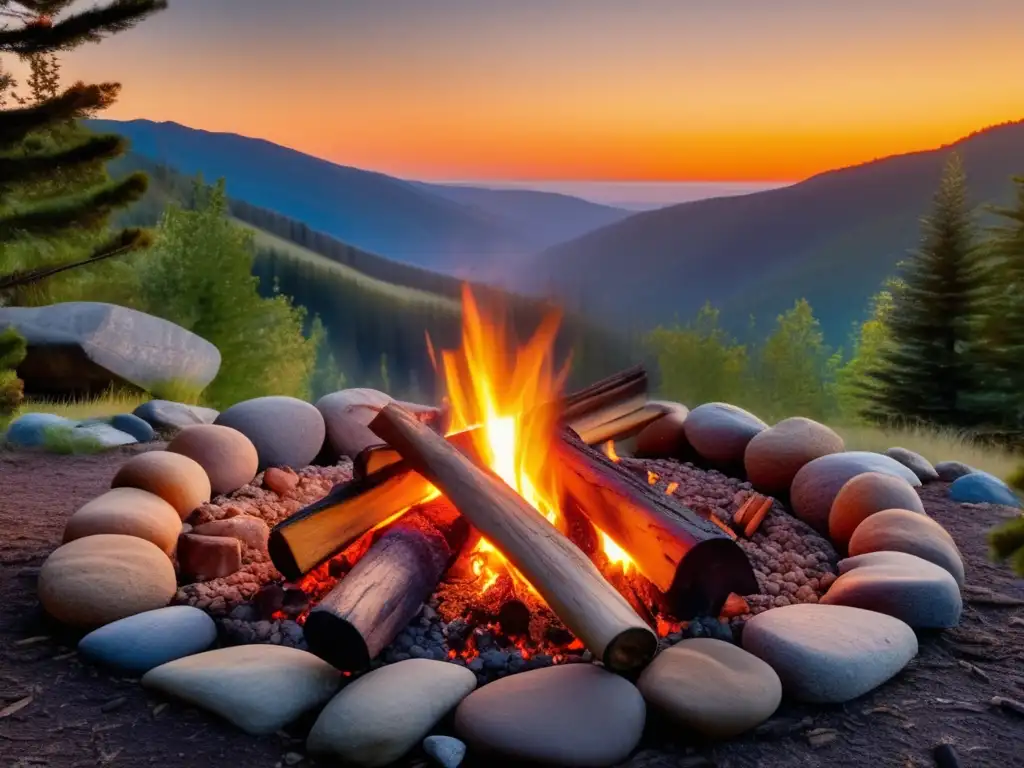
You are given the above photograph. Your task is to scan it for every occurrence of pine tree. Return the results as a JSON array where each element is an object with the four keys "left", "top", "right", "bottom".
[
  {"left": 0, "top": 0, "right": 166, "bottom": 293},
  {"left": 981, "top": 176, "right": 1024, "bottom": 433},
  {"left": 865, "top": 153, "right": 991, "bottom": 428}
]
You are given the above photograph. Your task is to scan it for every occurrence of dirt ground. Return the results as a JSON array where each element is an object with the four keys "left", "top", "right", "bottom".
[{"left": 1, "top": 446, "right": 1022, "bottom": 768}]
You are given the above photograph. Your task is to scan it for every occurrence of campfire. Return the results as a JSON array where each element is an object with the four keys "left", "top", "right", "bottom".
[{"left": 267, "top": 287, "right": 757, "bottom": 675}]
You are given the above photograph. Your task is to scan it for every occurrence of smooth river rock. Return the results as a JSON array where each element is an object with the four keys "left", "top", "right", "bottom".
[
  {"left": 884, "top": 447, "right": 940, "bottom": 483},
  {"left": 637, "top": 638, "right": 781, "bottom": 739},
  {"left": 0, "top": 302, "right": 220, "bottom": 397},
  {"left": 744, "top": 417, "right": 845, "bottom": 495},
  {"left": 455, "top": 663, "right": 645, "bottom": 766},
  {"left": 316, "top": 388, "right": 442, "bottom": 460},
  {"left": 142, "top": 645, "right": 343, "bottom": 735},
  {"left": 78, "top": 605, "right": 217, "bottom": 674},
  {"left": 634, "top": 402, "right": 690, "bottom": 459},
  {"left": 3, "top": 413, "right": 75, "bottom": 448},
  {"left": 38, "top": 534, "right": 177, "bottom": 628},
  {"left": 682, "top": 402, "right": 768, "bottom": 467},
  {"left": 822, "top": 550, "right": 962, "bottom": 628},
  {"left": 167, "top": 424, "right": 258, "bottom": 495},
  {"left": 215, "top": 396, "right": 325, "bottom": 470},
  {"left": 307, "top": 659, "right": 476, "bottom": 768},
  {"left": 423, "top": 735, "right": 467, "bottom": 768},
  {"left": 741, "top": 603, "right": 918, "bottom": 703},
  {"left": 112, "top": 450, "right": 211, "bottom": 519},
  {"left": 935, "top": 461, "right": 976, "bottom": 482},
  {"left": 134, "top": 399, "right": 220, "bottom": 432},
  {"left": 949, "top": 472, "right": 1022, "bottom": 508},
  {"left": 108, "top": 413, "right": 156, "bottom": 443},
  {"left": 72, "top": 421, "right": 138, "bottom": 448},
  {"left": 63, "top": 487, "right": 182, "bottom": 554},
  {"left": 790, "top": 452, "right": 921, "bottom": 534},
  {"left": 828, "top": 471, "right": 926, "bottom": 549},
  {"left": 848, "top": 508, "right": 965, "bottom": 586}
]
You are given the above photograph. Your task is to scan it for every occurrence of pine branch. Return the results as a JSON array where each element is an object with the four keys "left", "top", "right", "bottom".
[
  {"left": 0, "top": 81, "right": 117, "bottom": 147},
  {"left": 0, "top": 0, "right": 167, "bottom": 54},
  {"left": 0, "top": 130, "right": 124, "bottom": 187},
  {"left": 0, "top": 226, "right": 150, "bottom": 291},
  {"left": 0, "top": 170, "right": 147, "bottom": 238}
]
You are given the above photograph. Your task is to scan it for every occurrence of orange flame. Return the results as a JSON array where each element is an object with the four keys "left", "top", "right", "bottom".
[
  {"left": 440, "top": 286, "right": 568, "bottom": 595},
  {"left": 603, "top": 441, "right": 620, "bottom": 462},
  {"left": 437, "top": 286, "right": 637, "bottom": 594}
]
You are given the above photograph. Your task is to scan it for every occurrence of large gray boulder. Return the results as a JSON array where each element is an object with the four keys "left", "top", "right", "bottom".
[{"left": 0, "top": 302, "right": 220, "bottom": 397}]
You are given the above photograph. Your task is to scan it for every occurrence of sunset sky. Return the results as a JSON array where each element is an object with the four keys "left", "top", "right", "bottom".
[{"left": 23, "top": 0, "right": 1024, "bottom": 182}]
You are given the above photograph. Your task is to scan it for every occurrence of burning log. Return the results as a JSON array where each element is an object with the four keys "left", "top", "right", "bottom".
[
  {"left": 353, "top": 366, "right": 650, "bottom": 479},
  {"left": 550, "top": 428, "right": 759, "bottom": 618},
  {"left": 268, "top": 462, "right": 436, "bottom": 581},
  {"left": 369, "top": 402, "right": 659, "bottom": 674},
  {"left": 271, "top": 367, "right": 650, "bottom": 580},
  {"left": 303, "top": 503, "right": 468, "bottom": 672}
]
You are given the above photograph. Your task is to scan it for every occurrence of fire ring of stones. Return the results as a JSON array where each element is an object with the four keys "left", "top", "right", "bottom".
[{"left": 37, "top": 387, "right": 971, "bottom": 766}]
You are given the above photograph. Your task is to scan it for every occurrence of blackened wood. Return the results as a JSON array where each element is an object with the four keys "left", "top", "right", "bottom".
[
  {"left": 303, "top": 506, "right": 467, "bottom": 672},
  {"left": 551, "top": 428, "right": 758, "bottom": 618},
  {"left": 369, "top": 402, "right": 658, "bottom": 674}
]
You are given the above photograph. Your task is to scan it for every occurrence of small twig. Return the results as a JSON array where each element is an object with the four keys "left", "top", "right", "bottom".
[
  {"left": 958, "top": 660, "right": 992, "bottom": 683},
  {"left": 990, "top": 695, "right": 1024, "bottom": 717}
]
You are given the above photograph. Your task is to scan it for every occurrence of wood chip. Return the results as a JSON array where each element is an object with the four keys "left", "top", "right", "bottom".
[
  {"left": 51, "top": 651, "right": 77, "bottom": 661},
  {"left": 0, "top": 695, "right": 33, "bottom": 718},
  {"left": 990, "top": 695, "right": 1024, "bottom": 717},
  {"left": 744, "top": 495, "right": 774, "bottom": 537},
  {"left": 958, "top": 660, "right": 992, "bottom": 682},
  {"left": 806, "top": 728, "right": 838, "bottom": 749},
  {"left": 151, "top": 702, "right": 168, "bottom": 718},
  {"left": 13, "top": 636, "right": 50, "bottom": 647},
  {"left": 100, "top": 696, "right": 127, "bottom": 713}
]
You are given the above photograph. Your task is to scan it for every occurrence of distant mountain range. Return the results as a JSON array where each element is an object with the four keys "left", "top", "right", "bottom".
[
  {"left": 524, "top": 121, "right": 1024, "bottom": 342},
  {"left": 94, "top": 118, "right": 1024, "bottom": 345},
  {"left": 88, "top": 119, "right": 631, "bottom": 278}
]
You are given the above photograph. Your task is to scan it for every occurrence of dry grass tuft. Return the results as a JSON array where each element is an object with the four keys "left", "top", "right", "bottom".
[{"left": 836, "top": 422, "right": 1021, "bottom": 482}]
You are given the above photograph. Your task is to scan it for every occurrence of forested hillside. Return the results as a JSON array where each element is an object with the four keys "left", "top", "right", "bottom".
[
  {"left": 528, "top": 121, "right": 1024, "bottom": 343},
  {"left": 110, "top": 154, "right": 634, "bottom": 400}
]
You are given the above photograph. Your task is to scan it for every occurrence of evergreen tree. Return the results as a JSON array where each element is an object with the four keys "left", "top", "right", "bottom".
[
  {"left": 0, "top": 0, "right": 166, "bottom": 294},
  {"left": 865, "top": 153, "right": 990, "bottom": 427},
  {"left": 981, "top": 176, "right": 1024, "bottom": 433}
]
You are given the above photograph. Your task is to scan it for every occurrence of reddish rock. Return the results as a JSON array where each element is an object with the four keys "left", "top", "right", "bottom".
[
  {"left": 193, "top": 515, "right": 270, "bottom": 552},
  {"left": 720, "top": 593, "right": 750, "bottom": 619},
  {"left": 178, "top": 533, "right": 242, "bottom": 581},
  {"left": 264, "top": 467, "right": 299, "bottom": 495}
]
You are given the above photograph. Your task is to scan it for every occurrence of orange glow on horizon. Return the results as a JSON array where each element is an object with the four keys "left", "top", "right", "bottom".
[{"left": 7, "top": 2, "right": 1023, "bottom": 183}]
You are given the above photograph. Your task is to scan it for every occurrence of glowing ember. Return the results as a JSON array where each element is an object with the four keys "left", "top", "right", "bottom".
[
  {"left": 604, "top": 441, "right": 620, "bottom": 462},
  {"left": 647, "top": 471, "right": 659, "bottom": 485},
  {"left": 665, "top": 481, "right": 679, "bottom": 495}
]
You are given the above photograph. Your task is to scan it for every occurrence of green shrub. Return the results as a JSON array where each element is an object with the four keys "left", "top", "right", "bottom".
[
  {"left": 0, "top": 327, "right": 28, "bottom": 428},
  {"left": 1008, "top": 464, "right": 1024, "bottom": 494},
  {"left": 989, "top": 516, "right": 1024, "bottom": 577}
]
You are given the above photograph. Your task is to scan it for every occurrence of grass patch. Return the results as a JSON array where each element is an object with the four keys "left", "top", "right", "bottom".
[
  {"left": 836, "top": 422, "right": 1022, "bottom": 482},
  {"left": 38, "top": 424, "right": 107, "bottom": 455},
  {"left": 15, "top": 388, "right": 150, "bottom": 423}
]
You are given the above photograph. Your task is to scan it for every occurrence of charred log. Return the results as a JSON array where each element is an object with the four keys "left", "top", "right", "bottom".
[
  {"left": 302, "top": 504, "right": 468, "bottom": 672},
  {"left": 551, "top": 428, "right": 758, "bottom": 618},
  {"left": 369, "top": 402, "right": 658, "bottom": 674}
]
